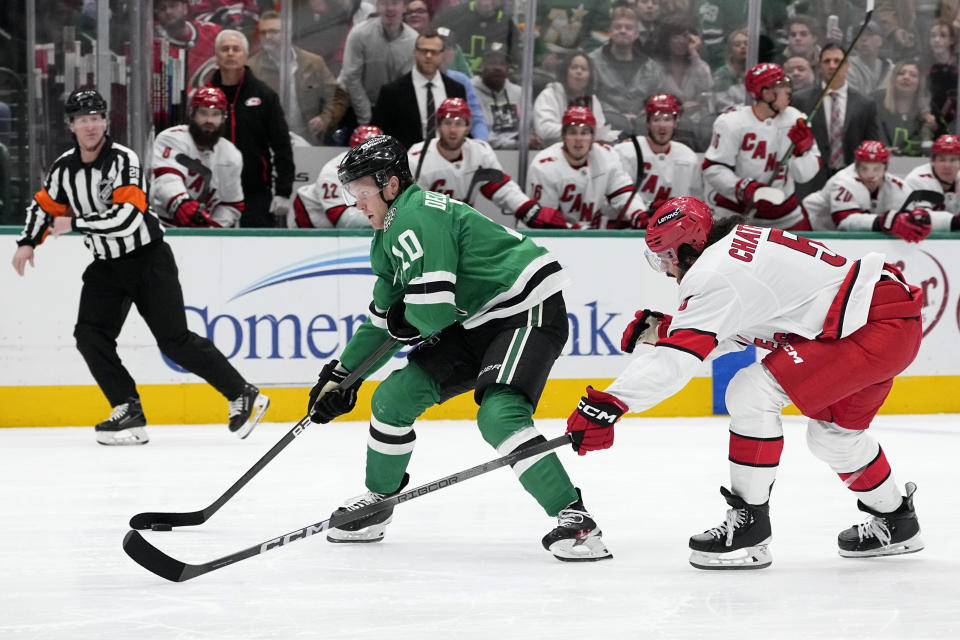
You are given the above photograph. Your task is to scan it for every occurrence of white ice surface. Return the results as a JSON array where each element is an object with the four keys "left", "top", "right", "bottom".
[{"left": 1, "top": 414, "right": 959, "bottom": 639}]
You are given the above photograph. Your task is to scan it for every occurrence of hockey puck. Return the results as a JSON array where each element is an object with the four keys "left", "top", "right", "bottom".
[{"left": 151, "top": 523, "right": 173, "bottom": 531}]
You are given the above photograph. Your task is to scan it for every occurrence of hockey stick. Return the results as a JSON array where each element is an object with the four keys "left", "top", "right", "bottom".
[
  {"left": 770, "top": 0, "right": 875, "bottom": 180},
  {"left": 123, "top": 433, "right": 574, "bottom": 582},
  {"left": 174, "top": 152, "right": 212, "bottom": 205},
  {"left": 616, "top": 134, "right": 645, "bottom": 224},
  {"left": 464, "top": 167, "right": 505, "bottom": 206},
  {"left": 413, "top": 133, "right": 433, "bottom": 182},
  {"left": 128, "top": 337, "right": 398, "bottom": 531},
  {"left": 896, "top": 189, "right": 944, "bottom": 213}
]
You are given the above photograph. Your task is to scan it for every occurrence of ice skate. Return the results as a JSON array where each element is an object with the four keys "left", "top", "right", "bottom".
[
  {"left": 838, "top": 482, "right": 924, "bottom": 558},
  {"left": 689, "top": 486, "right": 772, "bottom": 570},
  {"left": 327, "top": 474, "right": 410, "bottom": 543},
  {"left": 541, "top": 489, "right": 612, "bottom": 562},
  {"left": 227, "top": 384, "right": 269, "bottom": 439},
  {"left": 95, "top": 398, "right": 148, "bottom": 446}
]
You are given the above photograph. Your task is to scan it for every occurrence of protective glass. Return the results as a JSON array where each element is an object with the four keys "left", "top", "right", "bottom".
[
  {"left": 341, "top": 180, "right": 385, "bottom": 206},
  {"left": 644, "top": 247, "right": 676, "bottom": 273}
]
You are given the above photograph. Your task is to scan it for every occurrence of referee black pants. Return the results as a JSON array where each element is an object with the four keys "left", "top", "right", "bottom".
[{"left": 73, "top": 240, "right": 247, "bottom": 407}]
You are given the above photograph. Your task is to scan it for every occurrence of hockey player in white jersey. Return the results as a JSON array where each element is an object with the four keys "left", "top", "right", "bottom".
[
  {"left": 703, "top": 62, "right": 820, "bottom": 229},
  {"left": 407, "top": 98, "right": 550, "bottom": 225},
  {"left": 566, "top": 196, "right": 925, "bottom": 569},
  {"left": 151, "top": 87, "right": 244, "bottom": 228},
  {"left": 803, "top": 140, "right": 933, "bottom": 242},
  {"left": 904, "top": 134, "right": 960, "bottom": 230},
  {"left": 291, "top": 125, "right": 381, "bottom": 228},
  {"left": 526, "top": 106, "right": 646, "bottom": 229},
  {"left": 615, "top": 94, "right": 701, "bottom": 213}
]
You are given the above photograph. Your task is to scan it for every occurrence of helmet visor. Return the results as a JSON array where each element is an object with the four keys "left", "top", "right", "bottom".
[
  {"left": 341, "top": 179, "right": 386, "bottom": 207},
  {"left": 644, "top": 246, "right": 676, "bottom": 273}
]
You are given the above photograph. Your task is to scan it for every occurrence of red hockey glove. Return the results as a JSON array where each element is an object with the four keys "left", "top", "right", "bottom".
[
  {"left": 877, "top": 209, "right": 932, "bottom": 243},
  {"left": 621, "top": 309, "right": 672, "bottom": 353},
  {"left": 629, "top": 209, "right": 650, "bottom": 229},
  {"left": 566, "top": 387, "right": 627, "bottom": 455},
  {"left": 519, "top": 203, "right": 580, "bottom": 229},
  {"left": 174, "top": 200, "right": 217, "bottom": 227},
  {"left": 787, "top": 119, "right": 815, "bottom": 156}
]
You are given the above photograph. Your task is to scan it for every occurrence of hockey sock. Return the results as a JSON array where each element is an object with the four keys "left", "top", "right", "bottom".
[{"left": 478, "top": 385, "right": 579, "bottom": 516}]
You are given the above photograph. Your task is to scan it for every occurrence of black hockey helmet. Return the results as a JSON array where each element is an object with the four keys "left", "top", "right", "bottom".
[
  {"left": 338, "top": 134, "right": 413, "bottom": 192},
  {"left": 65, "top": 88, "right": 108, "bottom": 120}
]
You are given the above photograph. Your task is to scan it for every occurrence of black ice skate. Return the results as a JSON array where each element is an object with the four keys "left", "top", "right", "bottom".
[
  {"left": 327, "top": 474, "right": 410, "bottom": 543},
  {"left": 838, "top": 482, "right": 924, "bottom": 558},
  {"left": 95, "top": 397, "right": 148, "bottom": 446},
  {"left": 541, "top": 488, "right": 612, "bottom": 562},
  {"left": 689, "top": 486, "right": 772, "bottom": 570},
  {"left": 227, "top": 384, "right": 269, "bottom": 439}
]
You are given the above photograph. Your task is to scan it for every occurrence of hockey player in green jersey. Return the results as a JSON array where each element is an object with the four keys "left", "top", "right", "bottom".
[{"left": 306, "top": 134, "right": 611, "bottom": 562}]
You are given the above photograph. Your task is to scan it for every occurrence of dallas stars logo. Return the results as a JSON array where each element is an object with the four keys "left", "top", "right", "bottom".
[{"left": 384, "top": 207, "right": 397, "bottom": 230}]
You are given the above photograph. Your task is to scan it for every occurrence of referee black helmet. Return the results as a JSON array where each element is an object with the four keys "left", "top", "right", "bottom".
[{"left": 65, "top": 88, "right": 108, "bottom": 121}]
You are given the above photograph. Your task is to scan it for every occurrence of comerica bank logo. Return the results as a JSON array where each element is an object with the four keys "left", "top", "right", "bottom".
[{"left": 230, "top": 249, "right": 374, "bottom": 300}]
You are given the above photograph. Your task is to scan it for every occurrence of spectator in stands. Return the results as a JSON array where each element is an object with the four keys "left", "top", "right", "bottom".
[
  {"left": 712, "top": 29, "right": 748, "bottom": 112},
  {"left": 792, "top": 43, "right": 880, "bottom": 197},
  {"left": 874, "top": 61, "right": 937, "bottom": 157},
  {"left": 654, "top": 20, "right": 712, "bottom": 149},
  {"left": 925, "top": 21, "right": 958, "bottom": 136},
  {"left": 905, "top": 134, "right": 960, "bottom": 225},
  {"left": 589, "top": 5, "right": 663, "bottom": 135},
  {"left": 437, "top": 27, "right": 489, "bottom": 141},
  {"left": 403, "top": 0, "right": 432, "bottom": 33},
  {"left": 338, "top": 0, "right": 419, "bottom": 125},
  {"left": 294, "top": 0, "right": 375, "bottom": 77},
  {"left": 472, "top": 49, "right": 540, "bottom": 150},
  {"left": 876, "top": 0, "right": 919, "bottom": 58},
  {"left": 534, "top": 50, "right": 618, "bottom": 146},
  {"left": 433, "top": 0, "right": 520, "bottom": 74},
  {"left": 845, "top": 20, "right": 892, "bottom": 97},
  {"left": 210, "top": 29, "right": 295, "bottom": 227},
  {"left": 248, "top": 10, "right": 349, "bottom": 145},
  {"left": 372, "top": 29, "right": 467, "bottom": 148},
  {"left": 636, "top": 0, "right": 663, "bottom": 56},
  {"left": 155, "top": 0, "right": 221, "bottom": 89},
  {"left": 784, "top": 56, "right": 816, "bottom": 91},
  {"left": 776, "top": 16, "right": 820, "bottom": 67},
  {"left": 185, "top": 1, "right": 261, "bottom": 20},
  {"left": 535, "top": 0, "right": 612, "bottom": 72}
]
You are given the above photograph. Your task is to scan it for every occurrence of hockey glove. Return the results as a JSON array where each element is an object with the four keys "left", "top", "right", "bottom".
[
  {"left": 621, "top": 309, "right": 672, "bottom": 353},
  {"left": 269, "top": 195, "right": 291, "bottom": 217},
  {"left": 518, "top": 202, "right": 580, "bottom": 229},
  {"left": 787, "top": 119, "right": 815, "bottom": 156},
  {"left": 876, "top": 208, "right": 932, "bottom": 243},
  {"left": 566, "top": 387, "right": 627, "bottom": 455},
  {"left": 307, "top": 360, "right": 360, "bottom": 423},
  {"left": 174, "top": 200, "right": 218, "bottom": 227},
  {"left": 386, "top": 301, "right": 424, "bottom": 345}
]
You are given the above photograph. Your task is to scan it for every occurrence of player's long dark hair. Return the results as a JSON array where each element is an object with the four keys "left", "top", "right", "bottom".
[{"left": 676, "top": 215, "right": 745, "bottom": 274}]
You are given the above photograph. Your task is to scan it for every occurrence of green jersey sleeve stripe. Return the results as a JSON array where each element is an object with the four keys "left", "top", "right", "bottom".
[
  {"left": 405, "top": 290, "right": 457, "bottom": 306},
  {"left": 408, "top": 270, "right": 457, "bottom": 286},
  {"left": 405, "top": 280, "right": 456, "bottom": 295}
]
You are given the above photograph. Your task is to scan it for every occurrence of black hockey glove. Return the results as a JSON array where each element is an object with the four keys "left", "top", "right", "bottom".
[
  {"left": 307, "top": 360, "right": 361, "bottom": 424},
  {"left": 386, "top": 301, "right": 424, "bottom": 345}
]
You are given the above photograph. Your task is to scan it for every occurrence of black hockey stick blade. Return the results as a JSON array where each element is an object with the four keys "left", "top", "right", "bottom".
[
  {"left": 128, "top": 337, "right": 398, "bottom": 530},
  {"left": 465, "top": 168, "right": 505, "bottom": 205},
  {"left": 174, "top": 152, "right": 214, "bottom": 204},
  {"left": 897, "top": 189, "right": 944, "bottom": 213},
  {"left": 123, "top": 433, "right": 573, "bottom": 582}
]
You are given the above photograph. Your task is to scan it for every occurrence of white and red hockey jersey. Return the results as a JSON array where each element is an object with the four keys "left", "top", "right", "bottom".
[
  {"left": 292, "top": 151, "right": 369, "bottom": 228},
  {"left": 605, "top": 225, "right": 887, "bottom": 412},
  {"left": 407, "top": 138, "right": 530, "bottom": 214},
  {"left": 150, "top": 125, "right": 244, "bottom": 227},
  {"left": 703, "top": 105, "right": 821, "bottom": 227},
  {"left": 802, "top": 164, "right": 906, "bottom": 231},
  {"left": 526, "top": 141, "right": 646, "bottom": 228},
  {"left": 614, "top": 136, "right": 702, "bottom": 208},
  {"left": 904, "top": 162, "right": 960, "bottom": 230}
]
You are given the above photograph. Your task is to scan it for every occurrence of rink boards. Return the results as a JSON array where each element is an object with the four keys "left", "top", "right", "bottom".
[{"left": 2, "top": 228, "right": 958, "bottom": 427}]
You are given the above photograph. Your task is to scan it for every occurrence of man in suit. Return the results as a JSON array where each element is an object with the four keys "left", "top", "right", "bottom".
[
  {"left": 792, "top": 43, "right": 880, "bottom": 199},
  {"left": 373, "top": 30, "right": 467, "bottom": 149}
]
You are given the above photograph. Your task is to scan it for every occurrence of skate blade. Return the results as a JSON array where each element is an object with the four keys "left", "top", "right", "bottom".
[
  {"left": 689, "top": 543, "right": 772, "bottom": 570},
  {"left": 234, "top": 394, "right": 270, "bottom": 440},
  {"left": 96, "top": 427, "right": 149, "bottom": 446},
  {"left": 839, "top": 533, "right": 925, "bottom": 558},
  {"left": 548, "top": 534, "right": 613, "bottom": 562},
  {"left": 327, "top": 523, "right": 388, "bottom": 544}
]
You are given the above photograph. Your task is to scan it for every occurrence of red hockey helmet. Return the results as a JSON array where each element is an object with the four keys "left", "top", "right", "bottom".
[
  {"left": 745, "top": 62, "right": 786, "bottom": 100},
  {"left": 854, "top": 140, "right": 890, "bottom": 164},
  {"left": 932, "top": 134, "right": 960, "bottom": 157},
  {"left": 644, "top": 197, "right": 713, "bottom": 271},
  {"left": 645, "top": 93, "right": 682, "bottom": 119},
  {"left": 437, "top": 97, "right": 472, "bottom": 122},
  {"left": 191, "top": 87, "right": 228, "bottom": 112},
  {"left": 349, "top": 125, "right": 383, "bottom": 148},
  {"left": 562, "top": 106, "right": 597, "bottom": 130}
]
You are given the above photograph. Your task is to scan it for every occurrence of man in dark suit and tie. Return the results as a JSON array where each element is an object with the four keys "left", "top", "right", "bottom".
[
  {"left": 373, "top": 30, "right": 467, "bottom": 149},
  {"left": 791, "top": 43, "right": 881, "bottom": 199}
]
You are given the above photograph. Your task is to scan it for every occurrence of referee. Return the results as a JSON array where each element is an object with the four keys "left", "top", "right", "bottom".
[{"left": 10, "top": 88, "right": 269, "bottom": 445}]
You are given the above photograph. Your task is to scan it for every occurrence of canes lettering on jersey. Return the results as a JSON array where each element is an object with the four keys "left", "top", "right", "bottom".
[{"left": 614, "top": 135, "right": 701, "bottom": 209}]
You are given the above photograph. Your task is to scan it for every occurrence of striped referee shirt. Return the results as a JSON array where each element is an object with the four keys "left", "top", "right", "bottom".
[{"left": 16, "top": 137, "right": 163, "bottom": 260}]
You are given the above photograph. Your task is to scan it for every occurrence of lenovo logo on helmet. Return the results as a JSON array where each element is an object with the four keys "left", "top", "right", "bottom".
[{"left": 655, "top": 209, "right": 683, "bottom": 226}]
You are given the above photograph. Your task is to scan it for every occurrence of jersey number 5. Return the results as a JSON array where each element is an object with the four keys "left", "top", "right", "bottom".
[
  {"left": 768, "top": 229, "right": 847, "bottom": 267},
  {"left": 391, "top": 229, "right": 424, "bottom": 272}
]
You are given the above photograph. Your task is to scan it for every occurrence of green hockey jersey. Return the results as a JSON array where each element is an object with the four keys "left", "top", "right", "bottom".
[{"left": 339, "top": 185, "right": 568, "bottom": 374}]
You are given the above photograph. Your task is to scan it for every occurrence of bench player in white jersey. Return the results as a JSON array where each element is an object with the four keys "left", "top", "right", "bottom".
[
  {"left": 614, "top": 94, "right": 702, "bottom": 215},
  {"left": 407, "top": 98, "right": 550, "bottom": 226},
  {"left": 526, "top": 106, "right": 646, "bottom": 229},
  {"left": 151, "top": 87, "right": 244, "bottom": 228},
  {"left": 803, "top": 140, "right": 933, "bottom": 242},
  {"left": 565, "top": 196, "right": 925, "bottom": 569},
  {"left": 904, "top": 134, "right": 960, "bottom": 231},
  {"left": 703, "top": 62, "right": 820, "bottom": 229},
  {"left": 290, "top": 125, "right": 382, "bottom": 228}
]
